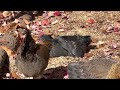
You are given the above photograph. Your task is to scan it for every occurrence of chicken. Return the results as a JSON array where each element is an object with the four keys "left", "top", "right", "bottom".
[
  {"left": 67, "top": 56, "right": 117, "bottom": 79},
  {"left": 49, "top": 35, "right": 92, "bottom": 58},
  {"left": 15, "top": 29, "right": 52, "bottom": 79}
]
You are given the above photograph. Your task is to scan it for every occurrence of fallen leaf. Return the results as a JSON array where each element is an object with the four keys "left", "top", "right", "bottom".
[
  {"left": 2, "top": 11, "right": 12, "bottom": 17},
  {"left": 102, "top": 29, "right": 109, "bottom": 35},
  {"left": 23, "top": 19, "right": 30, "bottom": 25},
  {"left": 11, "top": 72, "right": 20, "bottom": 79}
]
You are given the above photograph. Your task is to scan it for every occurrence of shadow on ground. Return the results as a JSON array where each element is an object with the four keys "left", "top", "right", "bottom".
[{"left": 44, "top": 66, "right": 67, "bottom": 79}]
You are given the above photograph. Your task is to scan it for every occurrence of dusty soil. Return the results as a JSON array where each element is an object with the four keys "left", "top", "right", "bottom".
[{"left": 1, "top": 11, "right": 120, "bottom": 79}]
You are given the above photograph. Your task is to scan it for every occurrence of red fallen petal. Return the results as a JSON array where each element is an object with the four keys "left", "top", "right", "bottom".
[
  {"left": 54, "top": 11, "right": 61, "bottom": 16},
  {"left": 41, "top": 19, "right": 50, "bottom": 26},
  {"left": 87, "top": 19, "right": 95, "bottom": 24},
  {"left": 114, "top": 27, "right": 119, "bottom": 32}
]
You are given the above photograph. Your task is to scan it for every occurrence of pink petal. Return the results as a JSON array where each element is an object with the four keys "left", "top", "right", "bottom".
[
  {"left": 41, "top": 19, "right": 50, "bottom": 26},
  {"left": 48, "top": 11, "right": 54, "bottom": 17},
  {"left": 87, "top": 19, "right": 95, "bottom": 24},
  {"left": 63, "top": 74, "right": 69, "bottom": 79},
  {"left": 114, "top": 27, "right": 119, "bottom": 32}
]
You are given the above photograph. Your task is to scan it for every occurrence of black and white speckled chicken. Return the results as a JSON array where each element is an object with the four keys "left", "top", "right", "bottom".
[{"left": 49, "top": 35, "right": 92, "bottom": 58}]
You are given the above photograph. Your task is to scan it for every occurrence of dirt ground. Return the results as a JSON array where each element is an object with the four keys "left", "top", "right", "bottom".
[{"left": 1, "top": 11, "right": 120, "bottom": 79}]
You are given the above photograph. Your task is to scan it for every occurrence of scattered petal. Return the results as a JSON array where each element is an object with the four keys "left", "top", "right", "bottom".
[
  {"left": 54, "top": 11, "right": 61, "bottom": 16},
  {"left": 57, "top": 28, "right": 65, "bottom": 32},
  {"left": 107, "top": 25, "right": 114, "bottom": 33},
  {"left": 62, "top": 14, "right": 68, "bottom": 19},
  {"left": 108, "top": 41, "right": 118, "bottom": 49},
  {"left": 63, "top": 74, "right": 69, "bottom": 79},
  {"left": 41, "top": 19, "right": 50, "bottom": 26},
  {"left": 48, "top": 11, "right": 54, "bottom": 17},
  {"left": 87, "top": 19, "right": 95, "bottom": 24}
]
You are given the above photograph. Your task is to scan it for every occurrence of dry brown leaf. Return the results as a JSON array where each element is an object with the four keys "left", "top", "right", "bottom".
[
  {"left": 2, "top": 11, "right": 12, "bottom": 17},
  {"left": 23, "top": 19, "right": 30, "bottom": 25}
]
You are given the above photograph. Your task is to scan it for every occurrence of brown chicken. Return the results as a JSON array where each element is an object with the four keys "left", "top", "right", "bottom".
[{"left": 14, "top": 29, "right": 52, "bottom": 79}]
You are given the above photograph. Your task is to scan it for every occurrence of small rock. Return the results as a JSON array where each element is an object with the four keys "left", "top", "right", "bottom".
[
  {"left": 57, "top": 28, "right": 65, "bottom": 32},
  {"left": 68, "top": 56, "right": 117, "bottom": 79},
  {"left": 6, "top": 73, "right": 11, "bottom": 77},
  {"left": 51, "top": 20, "right": 58, "bottom": 25}
]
